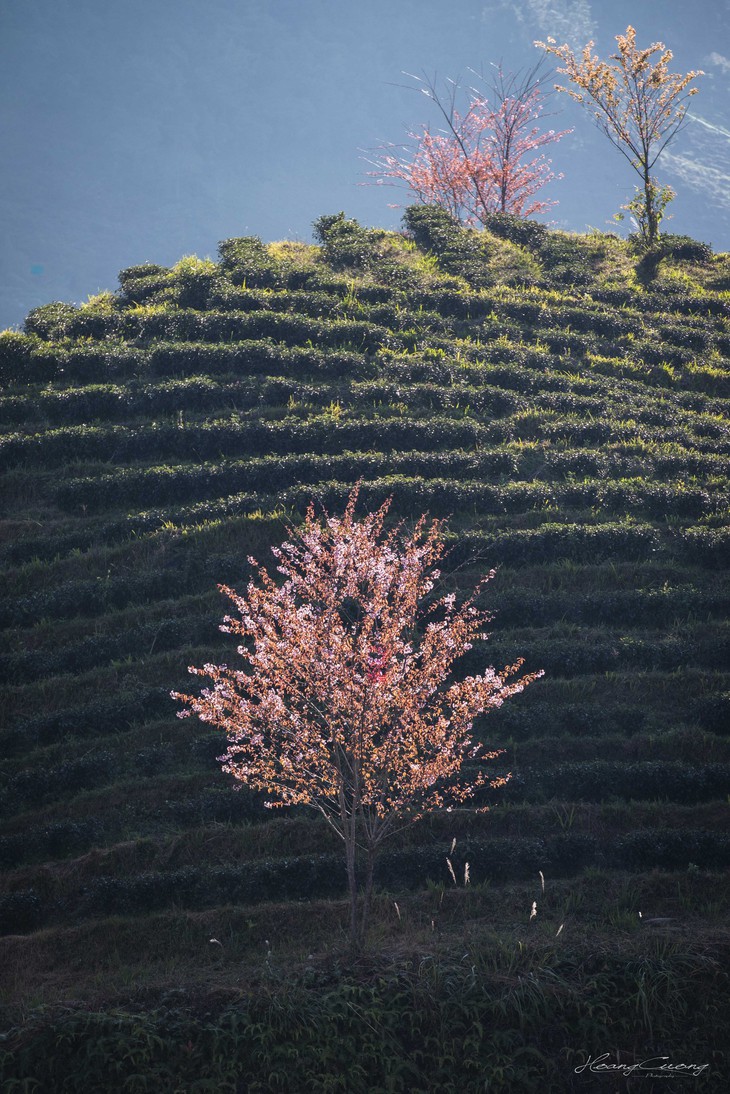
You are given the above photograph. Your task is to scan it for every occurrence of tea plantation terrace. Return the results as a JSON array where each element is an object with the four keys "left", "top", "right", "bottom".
[{"left": 0, "top": 209, "right": 728, "bottom": 1090}]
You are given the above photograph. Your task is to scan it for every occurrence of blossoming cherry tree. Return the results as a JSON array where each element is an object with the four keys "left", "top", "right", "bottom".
[{"left": 173, "top": 489, "right": 542, "bottom": 946}]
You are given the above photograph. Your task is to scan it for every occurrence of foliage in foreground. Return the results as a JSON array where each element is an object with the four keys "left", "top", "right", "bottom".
[{"left": 1, "top": 935, "right": 727, "bottom": 1093}]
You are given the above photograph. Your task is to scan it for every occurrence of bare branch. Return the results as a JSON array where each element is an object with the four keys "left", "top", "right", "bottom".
[{"left": 366, "top": 61, "right": 570, "bottom": 224}]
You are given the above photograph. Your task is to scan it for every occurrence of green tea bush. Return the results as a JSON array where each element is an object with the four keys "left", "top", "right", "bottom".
[
  {"left": 455, "top": 521, "right": 662, "bottom": 567},
  {"left": 0, "top": 819, "right": 104, "bottom": 869},
  {"left": 0, "top": 331, "right": 37, "bottom": 383},
  {"left": 6, "top": 751, "right": 115, "bottom": 807},
  {"left": 0, "top": 572, "right": 182, "bottom": 626},
  {"left": 312, "top": 212, "right": 386, "bottom": 272},
  {"left": 31, "top": 825, "right": 730, "bottom": 933},
  {"left": 0, "top": 342, "right": 144, "bottom": 386},
  {"left": 217, "top": 236, "right": 282, "bottom": 287},
  {"left": 517, "top": 760, "right": 730, "bottom": 803},
  {"left": 0, "top": 382, "right": 126, "bottom": 425},
  {"left": 173, "top": 270, "right": 218, "bottom": 310},
  {"left": 691, "top": 692, "right": 730, "bottom": 734},
  {"left": 611, "top": 828, "right": 730, "bottom": 870},
  {"left": 658, "top": 321, "right": 714, "bottom": 353},
  {"left": 39, "top": 818, "right": 104, "bottom": 859},
  {"left": 118, "top": 308, "right": 401, "bottom": 353},
  {"left": 145, "top": 339, "right": 373, "bottom": 381},
  {"left": 0, "top": 889, "right": 42, "bottom": 934},
  {"left": 680, "top": 526, "right": 730, "bottom": 568},
  {"left": 56, "top": 446, "right": 530, "bottom": 513},
  {"left": 406, "top": 287, "right": 494, "bottom": 319},
  {"left": 544, "top": 832, "right": 600, "bottom": 873},
  {"left": 117, "top": 263, "right": 169, "bottom": 289},
  {"left": 536, "top": 234, "right": 592, "bottom": 286},
  {"left": 0, "top": 689, "right": 172, "bottom": 754},
  {"left": 118, "top": 273, "right": 173, "bottom": 304},
  {"left": 402, "top": 205, "right": 494, "bottom": 287},
  {"left": 402, "top": 204, "right": 462, "bottom": 253},
  {"left": 377, "top": 837, "right": 547, "bottom": 887},
  {"left": 81, "top": 854, "right": 345, "bottom": 916},
  {"left": 1, "top": 416, "right": 493, "bottom": 469},
  {"left": 481, "top": 211, "right": 549, "bottom": 249},
  {"left": 658, "top": 234, "right": 713, "bottom": 264},
  {"left": 0, "top": 614, "right": 220, "bottom": 684},
  {"left": 487, "top": 699, "right": 649, "bottom": 740},
  {"left": 633, "top": 338, "right": 695, "bottom": 367},
  {"left": 23, "top": 301, "right": 79, "bottom": 340},
  {"left": 162, "top": 787, "right": 269, "bottom": 827}
]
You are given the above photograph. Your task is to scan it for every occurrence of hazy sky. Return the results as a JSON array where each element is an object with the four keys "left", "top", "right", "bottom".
[{"left": 2, "top": 0, "right": 729, "bottom": 330}]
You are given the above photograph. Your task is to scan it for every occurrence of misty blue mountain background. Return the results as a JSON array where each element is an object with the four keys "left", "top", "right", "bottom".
[{"left": 1, "top": 0, "right": 729, "bottom": 331}]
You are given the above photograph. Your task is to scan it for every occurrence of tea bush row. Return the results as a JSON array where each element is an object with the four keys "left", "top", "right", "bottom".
[
  {"left": 494, "top": 584, "right": 728, "bottom": 628},
  {"left": 5, "top": 598, "right": 721, "bottom": 696},
  {"left": 487, "top": 699, "right": 652, "bottom": 740},
  {"left": 0, "top": 500, "right": 717, "bottom": 604},
  {"left": 51, "top": 443, "right": 729, "bottom": 515},
  {"left": 23, "top": 304, "right": 415, "bottom": 352},
  {"left": 0, "top": 335, "right": 376, "bottom": 387},
  {"left": 451, "top": 521, "right": 663, "bottom": 566},
  {"left": 389, "top": 345, "right": 727, "bottom": 420},
  {"left": 4, "top": 828, "right": 729, "bottom": 934},
  {"left": 53, "top": 450, "right": 518, "bottom": 512},
  {"left": 0, "top": 818, "right": 103, "bottom": 869},
  {"left": 0, "top": 375, "right": 384, "bottom": 428},
  {"left": 3, "top": 332, "right": 725, "bottom": 411},
  {"left": 492, "top": 760, "right": 730, "bottom": 805},
  {"left": 55, "top": 464, "right": 725, "bottom": 522},
  {"left": 0, "top": 688, "right": 173, "bottom": 755},
  {"left": 3, "top": 520, "right": 718, "bottom": 635},
  {"left": 0, "top": 612, "right": 221, "bottom": 685},
  {"left": 0, "top": 520, "right": 106, "bottom": 567},
  {"left": 133, "top": 507, "right": 672, "bottom": 567},
  {"left": 1, "top": 751, "right": 116, "bottom": 810},
  {"left": 0, "top": 572, "right": 181, "bottom": 628},
  {"left": 592, "top": 282, "right": 729, "bottom": 317},
  {"left": 5, "top": 366, "right": 724, "bottom": 439},
  {"left": 0, "top": 416, "right": 489, "bottom": 467},
  {"left": 168, "top": 282, "right": 434, "bottom": 328},
  {"left": 0, "top": 548, "right": 250, "bottom": 625},
  {"left": 1, "top": 738, "right": 218, "bottom": 817},
  {"left": 678, "top": 525, "right": 730, "bottom": 569},
  {"left": 492, "top": 693, "right": 729, "bottom": 740},
  {"left": 486, "top": 625, "right": 730, "bottom": 677},
  {"left": 188, "top": 283, "right": 452, "bottom": 338},
  {"left": 0, "top": 773, "right": 265, "bottom": 870},
  {"left": 5, "top": 409, "right": 727, "bottom": 470},
  {"left": 109, "top": 481, "right": 662, "bottom": 546}
]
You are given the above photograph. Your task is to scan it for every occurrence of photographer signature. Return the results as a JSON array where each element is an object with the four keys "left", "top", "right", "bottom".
[{"left": 575, "top": 1053, "right": 709, "bottom": 1077}]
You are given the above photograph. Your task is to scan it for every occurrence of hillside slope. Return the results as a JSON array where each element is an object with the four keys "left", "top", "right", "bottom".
[{"left": 1, "top": 209, "right": 729, "bottom": 1090}]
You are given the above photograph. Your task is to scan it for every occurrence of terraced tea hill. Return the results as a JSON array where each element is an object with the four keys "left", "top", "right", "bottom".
[{"left": 1, "top": 210, "right": 729, "bottom": 1091}]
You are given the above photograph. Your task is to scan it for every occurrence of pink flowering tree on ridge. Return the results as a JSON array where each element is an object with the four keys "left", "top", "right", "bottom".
[
  {"left": 173, "top": 488, "right": 542, "bottom": 948},
  {"left": 367, "top": 62, "right": 570, "bottom": 225}
]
